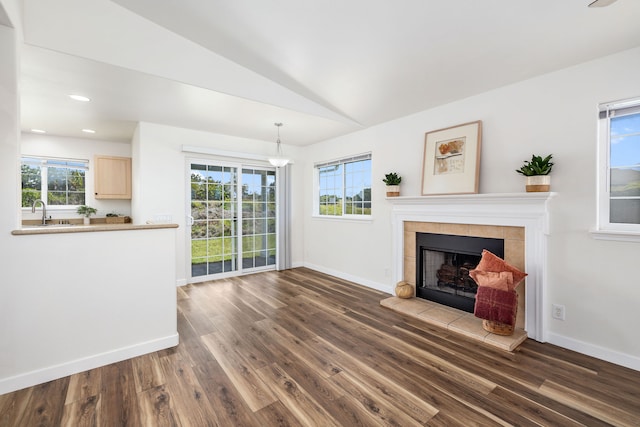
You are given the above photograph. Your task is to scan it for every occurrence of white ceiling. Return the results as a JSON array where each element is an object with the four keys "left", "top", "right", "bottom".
[{"left": 17, "top": 0, "right": 640, "bottom": 146}]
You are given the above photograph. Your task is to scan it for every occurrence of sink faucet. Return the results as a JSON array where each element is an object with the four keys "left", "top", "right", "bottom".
[{"left": 31, "top": 199, "right": 47, "bottom": 225}]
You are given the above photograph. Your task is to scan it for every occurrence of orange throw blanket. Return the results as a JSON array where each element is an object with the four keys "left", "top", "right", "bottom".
[{"left": 474, "top": 286, "right": 517, "bottom": 326}]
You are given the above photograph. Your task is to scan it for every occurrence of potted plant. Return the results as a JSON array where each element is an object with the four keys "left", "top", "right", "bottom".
[
  {"left": 77, "top": 205, "right": 97, "bottom": 225},
  {"left": 515, "top": 154, "right": 553, "bottom": 192},
  {"left": 106, "top": 212, "right": 129, "bottom": 224},
  {"left": 383, "top": 172, "right": 402, "bottom": 197}
]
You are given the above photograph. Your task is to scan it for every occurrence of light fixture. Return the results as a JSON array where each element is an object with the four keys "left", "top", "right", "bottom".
[
  {"left": 31, "top": 129, "right": 46, "bottom": 134},
  {"left": 268, "top": 122, "right": 290, "bottom": 167},
  {"left": 69, "top": 94, "right": 90, "bottom": 102},
  {"left": 82, "top": 129, "right": 96, "bottom": 134}
]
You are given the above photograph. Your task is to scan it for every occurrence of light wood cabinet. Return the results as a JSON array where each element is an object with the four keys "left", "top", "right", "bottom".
[{"left": 94, "top": 155, "right": 132, "bottom": 199}]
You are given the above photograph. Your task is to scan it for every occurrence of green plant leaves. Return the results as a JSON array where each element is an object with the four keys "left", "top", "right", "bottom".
[
  {"left": 383, "top": 172, "right": 402, "bottom": 185},
  {"left": 515, "top": 154, "right": 554, "bottom": 176}
]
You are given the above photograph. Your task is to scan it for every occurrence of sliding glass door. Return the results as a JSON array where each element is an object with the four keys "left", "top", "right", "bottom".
[
  {"left": 189, "top": 161, "right": 276, "bottom": 281},
  {"left": 241, "top": 167, "right": 277, "bottom": 269}
]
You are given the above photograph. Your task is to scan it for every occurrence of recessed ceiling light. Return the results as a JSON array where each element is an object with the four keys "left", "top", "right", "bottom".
[
  {"left": 69, "top": 94, "right": 90, "bottom": 102},
  {"left": 82, "top": 129, "right": 96, "bottom": 134},
  {"left": 31, "top": 129, "right": 46, "bottom": 134}
]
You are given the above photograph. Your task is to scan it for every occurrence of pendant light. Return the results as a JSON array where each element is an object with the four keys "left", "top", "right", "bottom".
[{"left": 268, "top": 122, "right": 290, "bottom": 167}]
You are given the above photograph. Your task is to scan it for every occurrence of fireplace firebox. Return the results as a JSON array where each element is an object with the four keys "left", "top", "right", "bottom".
[{"left": 416, "top": 233, "right": 504, "bottom": 313}]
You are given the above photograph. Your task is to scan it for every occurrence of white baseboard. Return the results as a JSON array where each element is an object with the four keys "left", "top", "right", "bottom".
[
  {"left": 176, "top": 278, "right": 187, "bottom": 287},
  {"left": 303, "top": 262, "right": 393, "bottom": 294},
  {"left": 0, "top": 334, "right": 179, "bottom": 395},
  {"left": 547, "top": 332, "right": 640, "bottom": 372}
]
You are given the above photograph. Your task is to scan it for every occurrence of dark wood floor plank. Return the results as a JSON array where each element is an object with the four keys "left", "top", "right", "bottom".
[
  {"left": 2, "top": 268, "right": 640, "bottom": 426},
  {"left": 308, "top": 334, "right": 514, "bottom": 426},
  {"left": 389, "top": 320, "right": 613, "bottom": 424},
  {"left": 212, "top": 317, "right": 280, "bottom": 372},
  {"left": 253, "top": 400, "right": 307, "bottom": 427},
  {"left": 488, "top": 386, "right": 592, "bottom": 427},
  {"left": 61, "top": 368, "right": 102, "bottom": 426},
  {"left": 193, "top": 360, "right": 260, "bottom": 427},
  {"left": 329, "top": 370, "right": 429, "bottom": 427},
  {"left": 99, "top": 359, "right": 142, "bottom": 427},
  {"left": 307, "top": 333, "right": 507, "bottom": 426},
  {"left": 252, "top": 318, "right": 342, "bottom": 379},
  {"left": 138, "top": 385, "right": 180, "bottom": 427},
  {"left": 132, "top": 352, "right": 165, "bottom": 393},
  {"left": 64, "top": 368, "right": 102, "bottom": 405},
  {"left": 177, "top": 297, "right": 218, "bottom": 337},
  {"left": 200, "top": 331, "right": 278, "bottom": 412},
  {"left": 254, "top": 363, "right": 342, "bottom": 427},
  {"left": 159, "top": 354, "right": 221, "bottom": 427},
  {"left": 60, "top": 394, "right": 100, "bottom": 427},
  {"left": 539, "top": 379, "right": 640, "bottom": 426},
  {"left": 17, "top": 378, "right": 69, "bottom": 427},
  {"left": 0, "top": 388, "right": 33, "bottom": 427}
]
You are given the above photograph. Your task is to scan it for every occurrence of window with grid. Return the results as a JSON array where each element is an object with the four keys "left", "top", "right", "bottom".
[
  {"left": 21, "top": 156, "right": 88, "bottom": 208},
  {"left": 597, "top": 98, "right": 640, "bottom": 232},
  {"left": 316, "top": 153, "right": 372, "bottom": 217}
]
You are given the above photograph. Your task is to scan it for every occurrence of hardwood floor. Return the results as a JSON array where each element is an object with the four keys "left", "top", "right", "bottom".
[{"left": 1, "top": 267, "right": 639, "bottom": 426}]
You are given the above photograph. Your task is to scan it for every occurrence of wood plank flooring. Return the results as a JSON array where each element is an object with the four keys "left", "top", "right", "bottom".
[{"left": 1, "top": 267, "right": 639, "bottom": 426}]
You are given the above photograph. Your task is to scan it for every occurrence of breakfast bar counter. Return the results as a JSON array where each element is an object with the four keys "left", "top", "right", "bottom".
[{"left": 11, "top": 223, "right": 178, "bottom": 235}]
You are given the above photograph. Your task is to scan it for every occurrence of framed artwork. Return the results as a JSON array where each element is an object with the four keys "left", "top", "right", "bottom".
[{"left": 421, "top": 120, "right": 482, "bottom": 195}]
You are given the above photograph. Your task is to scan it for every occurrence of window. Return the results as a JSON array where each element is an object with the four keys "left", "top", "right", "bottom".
[
  {"left": 315, "top": 153, "right": 372, "bottom": 217},
  {"left": 21, "top": 156, "right": 88, "bottom": 208},
  {"left": 597, "top": 98, "right": 640, "bottom": 232}
]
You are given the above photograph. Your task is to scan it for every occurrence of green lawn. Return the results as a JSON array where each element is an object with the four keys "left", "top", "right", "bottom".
[
  {"left": 192, "top": 234, "right": 276, "bottom": 262},
  {"left": 319, "top": 203, "right": 371, "bottom": 215}
]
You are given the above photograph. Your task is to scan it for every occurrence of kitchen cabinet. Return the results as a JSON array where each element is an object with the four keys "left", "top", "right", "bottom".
[{"left": 94, "top": 155, "right": 132, "bottom": 199}]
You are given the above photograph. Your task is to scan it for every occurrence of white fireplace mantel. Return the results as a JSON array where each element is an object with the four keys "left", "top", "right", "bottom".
[{"left": 389, "top": 192, "right": 555, "bottom": 342}]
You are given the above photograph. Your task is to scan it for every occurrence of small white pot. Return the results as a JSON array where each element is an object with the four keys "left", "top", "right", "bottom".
[
  {"left": 83, "top": 217, "right": 91, "bottom": 225},
  {"left": 525, "top": 175, "right": 551, "bottom": 192},
  {"left": 386, "top": 185, "right": 400, "bottom": 197}
]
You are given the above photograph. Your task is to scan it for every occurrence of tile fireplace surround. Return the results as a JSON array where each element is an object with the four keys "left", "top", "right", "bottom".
[{"left": 388, "top": 193, "right": 555, "bottom": 342}]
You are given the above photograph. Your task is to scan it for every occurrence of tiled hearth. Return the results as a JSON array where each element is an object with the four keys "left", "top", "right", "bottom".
[{"left": 380, "top": 297, "right": 528, "bottom": 351}]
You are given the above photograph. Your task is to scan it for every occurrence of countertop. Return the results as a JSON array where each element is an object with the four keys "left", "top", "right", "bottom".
[{"left": 11, "top": 223, "right": 179, "bottom": 235}]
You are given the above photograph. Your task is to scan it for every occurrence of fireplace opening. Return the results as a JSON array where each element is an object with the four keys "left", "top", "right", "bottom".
[{"left": 416, "top": 233, "right": 504, "bottom": 313}]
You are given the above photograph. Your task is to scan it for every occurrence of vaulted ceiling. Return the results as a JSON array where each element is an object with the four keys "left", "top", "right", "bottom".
[{"left": 17, "top": 0, "right": 640, "bottom": 145}]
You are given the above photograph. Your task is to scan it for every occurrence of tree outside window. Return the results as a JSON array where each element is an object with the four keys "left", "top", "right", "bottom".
[
  {"left": 21, "top": 157, "right": 87, "bottom": 207},
  {"left": 316, "top": 154, "right": 372, "bottom": 217}
]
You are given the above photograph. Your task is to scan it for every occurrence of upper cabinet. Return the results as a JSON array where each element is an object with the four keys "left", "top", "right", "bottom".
[{"left": 94, "top": 155, "right": 132, "bottom": 199}]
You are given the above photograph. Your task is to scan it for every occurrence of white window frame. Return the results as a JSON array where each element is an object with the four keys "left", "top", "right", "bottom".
[
  {"left": 20, "top": 155, "right": 89, "bottom": 209},
  {"left": 313, "top": 153, "right": 372, "bottom": 220},
  {"left": 593, "top": 97, "right": 640, "bottom": 242}
]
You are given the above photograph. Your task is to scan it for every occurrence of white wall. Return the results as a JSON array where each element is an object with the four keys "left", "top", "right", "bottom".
[
  {"left": 302, "top": 47, "right": 640, "bottom": 369},
  {"left": 0, "top": 10, "right": 177, "bottom": 394},
  {"left": 21, "top": 133, "right": 132, "bottom": 220},
  {"left": 0, "top": 228, "right": 178, "bottom": 394},
  {"left": 0, "top": 16, "right": 21, "bottom": 387},
  {"left": 132, "top": 122, "right": 305, "bottom": 286}
]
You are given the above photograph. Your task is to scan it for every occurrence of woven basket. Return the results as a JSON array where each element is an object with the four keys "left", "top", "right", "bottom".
[{"left": 482, "top": 319, "right": 514, "bottom": 336}]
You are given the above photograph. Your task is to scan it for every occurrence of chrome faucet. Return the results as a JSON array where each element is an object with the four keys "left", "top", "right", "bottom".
[{"left": 31, "top": 199, "right": 47, "bottom": 225}]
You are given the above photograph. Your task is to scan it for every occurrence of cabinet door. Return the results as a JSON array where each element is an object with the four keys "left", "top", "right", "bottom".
[{"left": 95, "top": 156, "right": 132, "bottom": 199}]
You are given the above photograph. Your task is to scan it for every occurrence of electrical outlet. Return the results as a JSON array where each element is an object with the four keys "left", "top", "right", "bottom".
[
  {"left": 552, "top": 304, "right": 566, "bottom": 320},
  {"left": 153, "top": 214, "right": 173, "bottom": 223}
]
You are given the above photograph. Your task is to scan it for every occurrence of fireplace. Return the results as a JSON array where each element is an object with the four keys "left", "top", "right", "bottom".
[
  {"left": 390, "top": 193, "right": 554, "bottom": 341},
  {"left": 416, "top": 233, "right": 504, "bottom": 313}
]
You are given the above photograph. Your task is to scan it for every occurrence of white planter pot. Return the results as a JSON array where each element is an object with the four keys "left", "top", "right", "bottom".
[
  {"left": 83, "top": 217, "right": 91, "bottom": 225},
  {"left": 525, "top": 175, "right": 550, "bottom": 192},
  {"left": 386, "top": 185, "right": 400, "bottom": 197}
]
